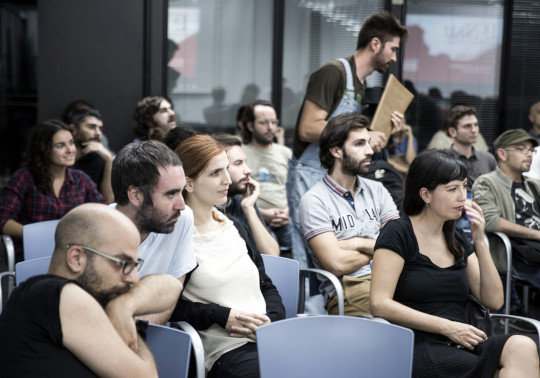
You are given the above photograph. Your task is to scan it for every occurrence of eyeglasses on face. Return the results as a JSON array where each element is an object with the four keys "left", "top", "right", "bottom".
[
  {"left": 256, "top": 119, "right": 280, "bottom": 126},
  {"left": 65, "top": 244, "right": 144, "bottom": 275},
  {"left": 504, "top": 146, "right": 537, "bottom": 155}
]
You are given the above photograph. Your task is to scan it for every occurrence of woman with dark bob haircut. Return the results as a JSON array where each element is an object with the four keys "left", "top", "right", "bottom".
[
  {"left": 370, "top": 149, "right": 539, "bottom": 377},
  {"left": 0, "top": 120, "right": 105, "bottom": 261}
]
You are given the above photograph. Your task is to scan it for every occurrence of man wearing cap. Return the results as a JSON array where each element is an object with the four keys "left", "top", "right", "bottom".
[{"left": 473, "top": 128, "right": 540, "bottom": 294}]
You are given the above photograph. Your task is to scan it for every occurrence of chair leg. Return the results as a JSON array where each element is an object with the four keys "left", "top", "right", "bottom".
[{"left": 523, "top": 286, "right": 530, "bottom": 315}]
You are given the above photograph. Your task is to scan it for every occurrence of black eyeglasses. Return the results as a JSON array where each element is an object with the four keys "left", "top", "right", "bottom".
[{"left": 66, "top": 244, "right": 144, "bottom": 275}]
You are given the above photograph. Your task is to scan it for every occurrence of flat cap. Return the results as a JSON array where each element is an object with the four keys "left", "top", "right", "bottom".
[{"left": 493, "top": 128, "right": 538, "bottom": 150}]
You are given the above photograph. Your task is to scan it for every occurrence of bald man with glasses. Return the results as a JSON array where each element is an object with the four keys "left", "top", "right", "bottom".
[{"left": 0, "top": 203, "right": 182, "bottom": 377}]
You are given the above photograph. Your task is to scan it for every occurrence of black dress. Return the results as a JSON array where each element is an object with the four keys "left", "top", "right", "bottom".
[{"left": 375, "top": 216, "right": 510, "bottom": 378}]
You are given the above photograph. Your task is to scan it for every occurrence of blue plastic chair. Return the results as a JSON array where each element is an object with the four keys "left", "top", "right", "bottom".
[
  {"left": 1, "top": 256, "right": 52, "bottom": 313},
  {"left": 256, "top": 315, "right": 414, "bottom": 378},
  {"left": 146, "top": 324, "right": 192, "bottom": 378},
  {"left": 23, "top": 219, "right": 60, "bottom": 260},
  {"left": 261, "top": 254, "right": 299, "bottom": 318},
  {"left": 15, "top": 256, "right": 52, "bottom": 285}
]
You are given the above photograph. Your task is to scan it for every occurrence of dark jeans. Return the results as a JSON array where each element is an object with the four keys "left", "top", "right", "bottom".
[
  {"left": 513, "top": 256, "right": 540, "bottom": 290},
  {"left": 208, "top": 342, "right": 259, "bottom": 378}
]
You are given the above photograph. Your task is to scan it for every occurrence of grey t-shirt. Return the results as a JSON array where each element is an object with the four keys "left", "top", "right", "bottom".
[{"left": 299, "top": 174, "right": 399, "bottom": 299}]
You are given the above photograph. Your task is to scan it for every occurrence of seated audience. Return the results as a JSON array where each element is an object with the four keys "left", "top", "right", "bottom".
[
  {"left": 370, "top": 149, "right": 539, "bottom": 377},
  {"left": 133, "top": 95, "right": 177, "bottom": 141},
  {"left": 0, "top": 203, "right": 182, "bottom": 377},
  {"left": 0, "top": 120, "right": 105, "bottom": 261},
  {"left": 473, "top": 129, "right": 540, "bottom": 315},
  {"left": 240, "top": 100, "right": 292, "bottom": 254},
  {"left": 427, "top": 125, "right": 489, "bottom": 152},
  {"left": 111, "top": 140, "right": 197, "bottom": 324},
  {"left": 172, "top": 135, "right": 285, "bottom": 377},
  {"left": 68, "top": 108, "right": 114, "bottom": 203},
  {"left": 214, "top": 134, "right": 280, "bottom": 256},
  {"left": 299, "top": 113, "right": 399, "bottom": 316}
]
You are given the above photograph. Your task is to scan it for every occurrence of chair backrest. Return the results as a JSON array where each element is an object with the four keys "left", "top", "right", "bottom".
[
  {"left": 146, "top": 324, "right": 192, "bottom": 378},
  {"left": 15, "top": 256, "right": 52, "bottom": 285},
  {"left": 261, "top": 254, "right": 299, "bottom": 318},
  {"left": 256, "top": 316, "right": 414, "bottom": 378},
  {"left": 23, "top": 220, "right": 60, "bottom": 260}
]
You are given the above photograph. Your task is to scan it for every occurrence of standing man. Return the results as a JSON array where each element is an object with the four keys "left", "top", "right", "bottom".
[
  {"left": 299, "top": 113, "right": 399, "bottom": 315},
  {"left": 213, "top": 134, "right": 280, "bottom": 256},
  {"left": 473, "top": 129, "right": 540, "bottom": 306},
  {"left": 68, "top": 108, "right": 114, "bottom": 203},
  {"left": 133, "top": 96, "right": 177, "bottom": 141},
  {"left": 445, "top": 105, "right": 497, "bottom": 192},
  {"left": 241, "top": 100, "right": 293, "bottom": 254},
  {"left": 0, "top": 203, "right": 182, "bottom": 377},
  {"left": 288, "top": 10, "right": 408, "bottom": 267},
  {"left": 111, "top": 140, "right": 197, "bottom": 324}
]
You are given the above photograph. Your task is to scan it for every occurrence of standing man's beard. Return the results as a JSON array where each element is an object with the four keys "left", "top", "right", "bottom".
[
  {"left": 78, "top": 258, "right": 131, "bottom": 308},
  {"left": 373, "top": 49, "right": 390, "bottom": 74},
  {"left": 136, "top": 200, "right": 179, "bottom": 235},
  {"left": 341, "top": 147, "right": 371, "bottom": 176}
]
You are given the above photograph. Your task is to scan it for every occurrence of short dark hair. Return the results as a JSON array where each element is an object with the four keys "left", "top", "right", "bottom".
[
  {"left": 319, "top": 113, "right": 370, "bottom": 170},
  {"left": 61, "top": 100, "right": 94, "bottom": 123},
  {"left": 240, "top": 99, "right": 274, "bottom": 144},
  {"left": 356, "top": 11, "right": 408, "bottom": 50},
  {"left": 214, "top": 134, "right": 241, "bottom": 150},
  {"left": 404, "top": 149, "right": 467, "bottom": 260},
  {"left": 444, "top": 105, "right": 476, "bottom": 132},
  {"left": 164, "top": 127, "right": 198, "bottom": 151},
  {"left": 132, "top": 96, "right": 173, "bottom": 140},
  {"left": 67, "top": 108, "right": 102, "bottom": 128},
  {"left": 112, "top": 140, "right": 182, "bottom": 206}
]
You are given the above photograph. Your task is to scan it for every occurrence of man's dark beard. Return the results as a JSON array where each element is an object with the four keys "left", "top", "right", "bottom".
[
  {"left": 341, "top": 146, "right": 370, "bottom": 176},
  {"left": 252, "top": 128, "right": 273, "bottom": 146},
  {"left": 136, "top": 199, "right": 178, "bottom": 235},
  {"left": 228, "top": 178, "right": 248, "bottom": 196},
  {"left": 373, "top": 49, "right": 390, "bottom": 74},
  {"left": 78, "top": 259, "right": 130, "bottom": 308}
]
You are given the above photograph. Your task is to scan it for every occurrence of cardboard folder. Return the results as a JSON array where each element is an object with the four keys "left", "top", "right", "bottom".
[{"left": 370, "top": 74, "right": 414, "bottom": 139}]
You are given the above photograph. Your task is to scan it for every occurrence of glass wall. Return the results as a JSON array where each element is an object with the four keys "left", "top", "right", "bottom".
[
  {"left": 167, "top": 0, "right": 273, "bottom": 134},
  {"left": 403, "top": 0, "right": 505, "bottom": 150},
  {"left": 167, "top": 0, "right": 385, "bottom": 142}
]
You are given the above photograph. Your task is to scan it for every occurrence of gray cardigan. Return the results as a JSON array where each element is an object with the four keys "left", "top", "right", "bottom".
[{"left": 472, "top": 168, "right": 540, "bottom": 273}]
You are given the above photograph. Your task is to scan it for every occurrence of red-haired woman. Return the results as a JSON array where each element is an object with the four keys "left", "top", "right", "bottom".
[{"left": 172, "top": 134, "right": 284, "bottom": 378}]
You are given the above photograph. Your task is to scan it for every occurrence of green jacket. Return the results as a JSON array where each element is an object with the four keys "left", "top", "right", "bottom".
[{"left": 472, "top": 168, "right": 540, "bottom": 273}]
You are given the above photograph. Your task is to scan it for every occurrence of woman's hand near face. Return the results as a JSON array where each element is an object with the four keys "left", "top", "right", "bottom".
[{"left": 464, "top": 200, "right": 486, "bottom": 244}]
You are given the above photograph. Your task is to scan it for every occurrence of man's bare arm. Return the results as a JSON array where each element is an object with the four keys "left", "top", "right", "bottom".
[
  {"left": 496, "top": 217, "right": 540, "bottom": 241},
  {"left": 106, "top": 274, "right": 183, "bottom": 349},
  {"left": 60, "top": 283, "right": 158, "bottom": 378},
  {"left": 298, "top": 100, "right": 329, "bottom": 143},
  {"left": 137, "top": 276, "right": 185, "bottom": 324},
  {"left": 337, "top": 237, "right": 376, "bottom": 255},
  {"left": 308, "top": 232, "right": 372, "bottom": 277}
]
